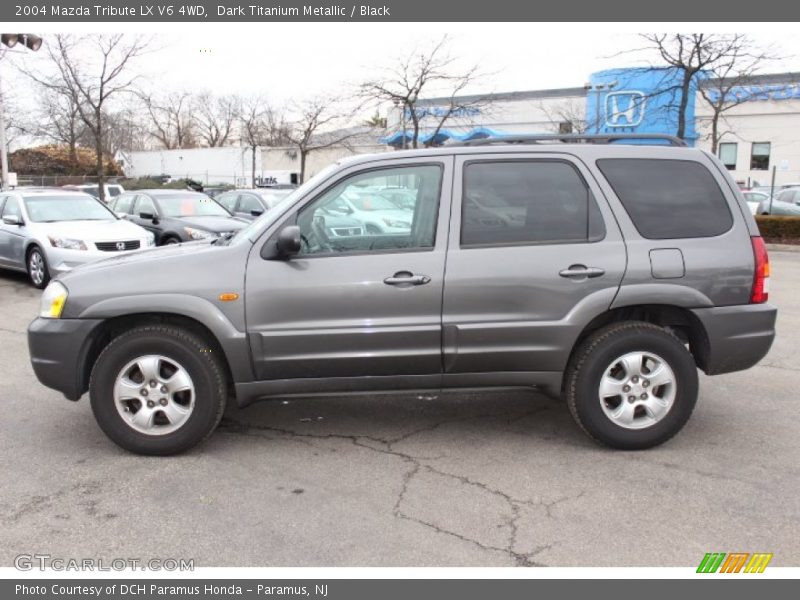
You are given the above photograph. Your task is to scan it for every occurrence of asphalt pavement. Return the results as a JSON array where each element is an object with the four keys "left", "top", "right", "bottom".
[{"left": 0, "top": 252, "right": 798, "bottom": 567}]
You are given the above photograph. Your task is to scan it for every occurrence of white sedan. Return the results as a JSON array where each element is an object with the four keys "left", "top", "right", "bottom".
[{"left": 0, "top": 188, "right": 155, "bottom": 288}]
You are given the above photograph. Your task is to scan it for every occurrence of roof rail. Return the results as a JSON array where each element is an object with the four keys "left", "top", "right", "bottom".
[{"left": 454, "top": 133, "right": 688, "bottom": 147}]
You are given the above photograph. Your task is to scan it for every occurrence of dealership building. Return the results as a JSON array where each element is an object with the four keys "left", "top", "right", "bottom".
[
  {"left": 385, "top": 68, "right": 800, "bottom": 187},
  {"left": 120, "top": 68, "right": 800, "bottom": 188}
]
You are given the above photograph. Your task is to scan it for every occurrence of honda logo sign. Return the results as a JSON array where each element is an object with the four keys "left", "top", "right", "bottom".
[{"left": 605, "top": 91, "right": 646, "bottom": 128}]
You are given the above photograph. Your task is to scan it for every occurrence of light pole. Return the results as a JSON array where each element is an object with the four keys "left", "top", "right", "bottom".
[
  {"left": 584, "top": 80, "right": 618, "bottom": 134},
  {"left": 1, "top": 34, "right": 42, "bottom": 190}
]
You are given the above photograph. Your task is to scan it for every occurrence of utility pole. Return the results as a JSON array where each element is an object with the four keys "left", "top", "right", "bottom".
[{"left": 1, "top": 34, "right": 43, "bottom": 190}]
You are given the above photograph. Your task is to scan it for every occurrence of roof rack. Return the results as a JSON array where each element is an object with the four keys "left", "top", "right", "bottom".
[{"left": 454, "top": 133, "right": 687, "bottom": 147}]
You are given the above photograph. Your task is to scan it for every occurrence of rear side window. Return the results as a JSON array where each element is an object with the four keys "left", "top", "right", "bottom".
[
  {"left": 597, "top": 159, "right": 733, "bottom": 239},
  {"left": 114, "top": 195, "right": 135, "bottom": 214},
  {"left": 461, "top": 160, "right": 605, "bottom": 247}
]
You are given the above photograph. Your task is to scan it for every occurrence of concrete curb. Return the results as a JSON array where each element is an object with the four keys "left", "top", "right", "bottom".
[{"left": 767, "top": 243, "right": 800, "bottom": 252}]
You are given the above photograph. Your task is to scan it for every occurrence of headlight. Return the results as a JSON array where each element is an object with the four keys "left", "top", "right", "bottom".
[
  {"left": 39, "top": 281, "right": 68, "bottom": 319},
  {"left": 381, "top": 218, "right": 411, "bottom": 228},
  {"left": 184, "top": 227, "right": 217, "bottom": 240},
  {"left": 48, "top": 236, "right": 87, "bottom": 250}
]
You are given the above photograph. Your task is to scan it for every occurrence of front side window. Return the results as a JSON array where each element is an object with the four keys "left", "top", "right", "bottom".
[
  {"left": 135, "top": 195, "right": 157, "bottom": 216},
  {"left": 2, "top": 196, "right": 21, "bottom": 219},
  {"left": 461, "top": 160, "right": 605, "bottom": 247},
  {"left": 216, "top": 193, "right": 238, "bottom": 212},
  {"left": 295, "top": 164, "right": 442, "bottom": 256},
  {"left": 597, "top": 159, "right": 733, "bottom": 239},
  {"left": 751, "top": 142, "right": 771, "bottom": 170},
  {"left": 24, "top": 195, "right": 116, "bottom": 222},
  {"left": 239, "top": 194, "right": 264, "bottom": 214},
  {"left": 114, "top": 195, "right": 135, "bottom": 214},
  {"left": 719, "top": 142, "right": 737, "bottom": 170}
]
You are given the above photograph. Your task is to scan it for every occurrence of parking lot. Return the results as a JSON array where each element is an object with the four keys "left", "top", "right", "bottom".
[{"left": 0, "top": 251, "right": 798, "bottom": 568}]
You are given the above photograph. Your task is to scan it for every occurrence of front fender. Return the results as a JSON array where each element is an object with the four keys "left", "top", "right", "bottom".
[{"left": 75, "top": 294, "right": 254, "bottom": 382}]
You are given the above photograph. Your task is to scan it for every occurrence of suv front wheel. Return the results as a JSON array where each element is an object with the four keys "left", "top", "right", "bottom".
[
  {"left": 89, "top": 325, "right": 227, "bottom": 455},
  {"left": 565, "top": 321, "right": 698, "bottom": 450}
]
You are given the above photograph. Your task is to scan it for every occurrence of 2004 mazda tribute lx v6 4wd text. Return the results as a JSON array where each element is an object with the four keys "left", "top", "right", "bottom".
[{"left": 27, "top": 134, "right": 777, "bottom": 455}]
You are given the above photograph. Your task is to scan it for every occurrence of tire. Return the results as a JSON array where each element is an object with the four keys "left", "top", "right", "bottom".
[
  {"left": 89, "top": 325, "right": 227, "bottom": 455},
  {"left": 27, "top": 245, "right": 51, "bottom": 289},
  {"left": 162, "top": 236, "right": 180, "bottom": 246},
  {"left": 565, "top": 321, "right": 698, "bottom": 450}
]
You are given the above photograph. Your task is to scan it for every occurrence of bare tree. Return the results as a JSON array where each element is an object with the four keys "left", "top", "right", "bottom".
[
  {"left": 32, "top": 89, "right": 85, "bottom": 171},
  {"left": 360, "top": 36, "right": 488, "bottom": 149},
  {"left": 696, "top": 40, "right": 779, "bottom": 153},
  {"left": 538, "top": 98, "right": 589, "bottom": 134},
  {"left": 285, "top": 97, "right": 358, "bottom": 183},
  {"left": 28, "top": 34, "right": 147, "bottom": 200},
  {"left": 638, "top": 34, "right": 775, "bottom": 141},
  {"left": 194, "top": 92, "right": 238, "bottom": 147},
  {"left": 237, "top": 95, "right": 289, "bottom": 187},
  {"left": 141, "top": 90, "right": 197, "bottom": 150}
]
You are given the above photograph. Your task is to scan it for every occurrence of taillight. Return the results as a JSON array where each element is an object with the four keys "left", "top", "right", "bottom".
[{"left": 750, "top": 236, "right": 770, "bottom": 304}]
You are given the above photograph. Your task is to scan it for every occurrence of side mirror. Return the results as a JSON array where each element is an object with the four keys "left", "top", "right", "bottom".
[
  {"left": 2, "top": 215, "right": 22, "bottom": 226},
  {"left": 262, "top": 225, "right": 301, "bottom": 260},
  {"left": 139, "top": 212, "right": 159, "bottom": 224},
  {"left": 276, "top": 225, "right": 301, "bottom": 256},
  {"left": 250, "top": 209, "right": 264, "bottom": 217},
  {"left": 116, "top": 212, "right": 128, "bottom": 219}
]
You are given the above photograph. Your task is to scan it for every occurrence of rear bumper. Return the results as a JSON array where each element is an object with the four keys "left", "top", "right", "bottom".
[
  {"left": 691, "top": 304, "right": 777, "bottom": 375},
  {"left": 27, "top": 317, "right": 104, "bottom": 400}
]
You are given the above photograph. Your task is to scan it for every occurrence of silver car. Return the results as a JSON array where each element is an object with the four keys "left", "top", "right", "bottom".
[{"left": 0, "top": 188, "right": 155, "bottom": 288}]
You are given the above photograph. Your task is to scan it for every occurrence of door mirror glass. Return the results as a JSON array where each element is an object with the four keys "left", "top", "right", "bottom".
[
  {"left": 276, "top": 225, "right": 302, "bottom": 257},
  {"left": 139, "top": 211, "right": 155, "bottom": 220}
]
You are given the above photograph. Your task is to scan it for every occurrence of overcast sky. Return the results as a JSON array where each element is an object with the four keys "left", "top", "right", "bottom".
[{"left": 5, "top": 24, "right": 800, "bottom": 117}]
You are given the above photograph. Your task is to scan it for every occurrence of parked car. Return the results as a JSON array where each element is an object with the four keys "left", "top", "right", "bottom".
[
  {"left": 216, "top": 188, "right": 365, "bottom": 239},
  {"left": 63, "top": 183, "right": 125, "bottom": 202},
  {"left": 329, "top": 190, "right": 413, "bottom": 234},
  {"left": 0, "top": 188, "right": 154, "bottom": 288},
  {"left": 27, "top": 134, "right": 775, "bottom": 455},
  {"left": 757, "top": 187, "right": 800, "bottom": 216},
  {"left": 742, "top": 191, "right": 770, "bottom": 215},
  {"left": 108, "top": 190, "right": 247, "bottom": 245},
  {"left": 215, "top": 189, "right": 295, "bottom": 220}
]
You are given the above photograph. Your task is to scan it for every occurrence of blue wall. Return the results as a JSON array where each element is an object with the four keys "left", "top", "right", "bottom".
[{"left": 586, "top": 67, "right": 701, "bottom": 145}]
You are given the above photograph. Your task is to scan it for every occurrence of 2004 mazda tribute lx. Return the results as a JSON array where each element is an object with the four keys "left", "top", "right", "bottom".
[{"left": 27, "top": 134, "right": 777, "bottom": 455}]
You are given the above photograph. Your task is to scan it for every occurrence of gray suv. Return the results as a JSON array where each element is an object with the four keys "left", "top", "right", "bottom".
[{"left": 27, "top": 134, "right": 776, "bottom": 455}]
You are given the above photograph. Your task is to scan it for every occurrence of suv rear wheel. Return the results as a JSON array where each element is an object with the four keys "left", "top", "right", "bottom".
[
  {"left": 89, "top": 325, "right": 227, "bottom": 455},
  {"left": 565, "top": 321, "right": 698, "bottom": 449}
]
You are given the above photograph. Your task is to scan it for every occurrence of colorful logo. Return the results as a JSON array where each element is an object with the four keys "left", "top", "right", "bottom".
[{"left": 697, "top": 552, "right": 773, "bottom": 573}]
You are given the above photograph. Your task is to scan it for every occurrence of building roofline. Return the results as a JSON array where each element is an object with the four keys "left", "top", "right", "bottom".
[
  {"left": 417, "top": 71, "right": 800, "bottom": 105},
  {"left": 416, "top": 86, "right": 588, "bottom": 106}
]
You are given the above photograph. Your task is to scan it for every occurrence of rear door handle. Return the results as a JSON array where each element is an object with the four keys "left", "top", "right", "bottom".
[
  {"left": 559, "top": 265, "right": 605, "bottom": 279},
  {"left": 384, "top": 271, "right": 431, "bottom": 286}
]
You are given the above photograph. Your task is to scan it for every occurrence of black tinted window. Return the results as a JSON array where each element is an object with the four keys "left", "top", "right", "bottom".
[
  {"left": 461, "top": 161, "right": 605, "bottom": 246},
  {"left": 597, "top": 159, "right": 733, "bottom": 239}
]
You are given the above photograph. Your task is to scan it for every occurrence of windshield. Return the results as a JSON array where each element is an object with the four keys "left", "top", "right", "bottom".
[
  {"left": 156, "top": 195, "right": 230, "bottom": 217},
  {"left": 348, "top": 195, "right": 398, "bottom": 211},
  {"left": 225, "top": 163, "right": 339, "bottom": 246},
  {"left": 24, "top": 195, "right": 116, "bottom": 222}
]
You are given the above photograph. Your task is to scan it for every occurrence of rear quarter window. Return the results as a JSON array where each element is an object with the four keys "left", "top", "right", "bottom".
[{"left": 597, "top": 158, "right": 733, "bottom": 239}]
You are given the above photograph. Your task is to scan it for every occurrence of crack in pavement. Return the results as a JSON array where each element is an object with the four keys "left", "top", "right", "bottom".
[{"left": 217, "top": 406, "right": 576, "bottom": 566}]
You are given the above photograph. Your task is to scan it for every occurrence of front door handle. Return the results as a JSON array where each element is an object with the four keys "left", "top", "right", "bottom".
[
  {"left": 559, "top": 265, "right": 605, "bottom": 279},
  {"left": 384, "top": 271, "right": 431, "bottom": 286}
]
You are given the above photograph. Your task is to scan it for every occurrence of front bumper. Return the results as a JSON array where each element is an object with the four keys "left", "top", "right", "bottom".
[
  {"left": 691, "top": 303, "right": 777, "bottom": 375},
  {"left": 27, "top": 317, "right": 104, "bottom": 400}
]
